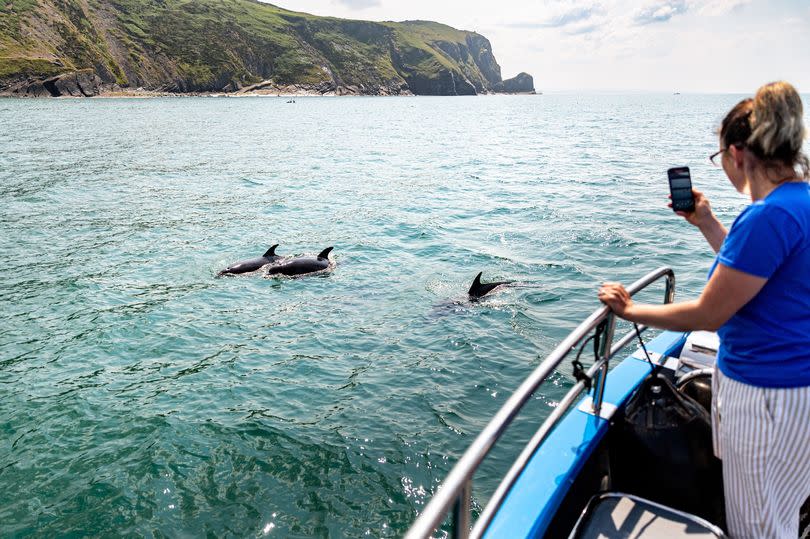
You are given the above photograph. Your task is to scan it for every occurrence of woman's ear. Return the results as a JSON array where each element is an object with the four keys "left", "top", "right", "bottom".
[{"left": 729, "top": 145, "right": 746, "bottom": 169}]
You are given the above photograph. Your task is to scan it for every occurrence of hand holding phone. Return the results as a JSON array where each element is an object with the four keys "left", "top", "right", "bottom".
[{"left": 668, "top": 166, "right": 695, "bottom": 213}]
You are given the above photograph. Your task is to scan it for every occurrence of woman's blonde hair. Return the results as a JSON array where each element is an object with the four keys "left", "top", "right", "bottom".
[{"left": 748, "top": 81, "right": 809, "bottom": 178}]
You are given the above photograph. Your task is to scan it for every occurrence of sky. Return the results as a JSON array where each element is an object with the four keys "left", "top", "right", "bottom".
[{"left": 266, "top": 0, "right": 810, "bottom": 93}]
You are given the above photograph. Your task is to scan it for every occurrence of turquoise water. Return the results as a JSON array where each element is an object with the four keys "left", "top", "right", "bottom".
[{"left": 0, "top": 94, "right": 791, "bottom": 537}]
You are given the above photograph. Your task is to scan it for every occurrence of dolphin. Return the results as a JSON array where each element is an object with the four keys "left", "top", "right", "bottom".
[
  {"left": 265, "top": 247, "right": 334, "bottom": 277},
  {"left": 218, "top": 245, "right": 282, "bottom": 276},
  {"left": 468, "top": 272, "right": 512, "bottom": 299}
]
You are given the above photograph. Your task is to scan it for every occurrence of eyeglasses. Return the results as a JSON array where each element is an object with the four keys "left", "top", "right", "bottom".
[{"left": 709, "top": 148, "right": 727, "bottom": 166}]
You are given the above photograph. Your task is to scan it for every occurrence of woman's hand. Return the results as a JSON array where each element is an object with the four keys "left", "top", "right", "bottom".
[
  {"left": 598, "top": 282, "right": 634, "bottom": 318},
  {"left": 668, "top": 188, "right": 714, "bottom": 229}
]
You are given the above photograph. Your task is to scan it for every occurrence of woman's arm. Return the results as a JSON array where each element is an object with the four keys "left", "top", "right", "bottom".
[
  {"left": 598, "top": 263, "right": 767, "bottom": 332},
  {"left": 695, "top": 217, "right": 728, "bottom": 254},
  {"left": 671, "top": 189, "right": 727, "bottom": 254}
]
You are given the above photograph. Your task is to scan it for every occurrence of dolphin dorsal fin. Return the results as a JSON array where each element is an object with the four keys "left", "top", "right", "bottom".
[
  {"left": 317, "top": 246, "right": 334, "bottom": 259},
  {"left": 469, "top": 272, "right": 483, "bottom": 296},
  {"left": 263, "top": 244, "right": 279, "bottom": 257}
]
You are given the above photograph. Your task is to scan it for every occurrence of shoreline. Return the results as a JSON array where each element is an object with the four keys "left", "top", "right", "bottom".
[
  {"left": 0, "top": 78, "right": 537, "bottom": 99},
  {"left": 2, "top": 88, "right": 539, "bottom": 99}
]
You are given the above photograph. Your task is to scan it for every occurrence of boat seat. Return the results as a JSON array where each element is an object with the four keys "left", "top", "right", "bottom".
[
  {"left": 679, "top": 330, "right": 719, "bottom": 369},
  {"left": 569, "top": 492, "right": 727, "bottom": 539}
]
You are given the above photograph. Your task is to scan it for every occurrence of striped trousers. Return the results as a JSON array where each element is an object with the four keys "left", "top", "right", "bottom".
[{"left": 712, "top": 368, "right": 810, "bottom": 538}]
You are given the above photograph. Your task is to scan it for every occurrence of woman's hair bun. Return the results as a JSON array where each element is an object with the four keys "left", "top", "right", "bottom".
[{"left": 748, "top": 81, "right": 806, "bottom": 164}]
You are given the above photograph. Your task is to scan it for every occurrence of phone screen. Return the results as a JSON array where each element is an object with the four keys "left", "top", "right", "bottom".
[{"left": 668, "top": 167, "right": 694, "bottom": 212}]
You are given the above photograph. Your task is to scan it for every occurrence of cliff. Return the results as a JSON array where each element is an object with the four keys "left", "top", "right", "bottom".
[{"left": 0, "top": 0, "right": 535, "bottom": 96}]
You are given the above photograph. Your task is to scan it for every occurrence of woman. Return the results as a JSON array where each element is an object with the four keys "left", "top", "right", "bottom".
[{"left": 599, "top": 81, "right": 810, "bottom": 538}]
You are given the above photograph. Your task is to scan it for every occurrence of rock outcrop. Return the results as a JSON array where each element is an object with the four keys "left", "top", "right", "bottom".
[
  {"left": 400, "top": 69, "right": 476, "bottom": 96},
  {"left": 45, "top": 70, "right": 103, "bottom": 97},
  {"left": 6, "top": 70, "right": 103, "bottom": 97},
  {"left": 493, "top": 72, "right": 536, "bottom": 94}
]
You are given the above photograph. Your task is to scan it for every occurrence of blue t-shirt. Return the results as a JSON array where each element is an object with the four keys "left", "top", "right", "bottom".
[{"left": 708, "top": 182, "right": 810, "bottom": 388}]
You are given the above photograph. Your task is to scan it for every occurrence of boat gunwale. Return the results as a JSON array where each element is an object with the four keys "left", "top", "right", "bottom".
[{"left": 481, "top": 329, "right": 689, "bottom": 538}]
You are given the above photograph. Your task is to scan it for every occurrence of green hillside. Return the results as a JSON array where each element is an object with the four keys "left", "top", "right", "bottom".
[{"left": 0, "top": 0, "right": 533, "bottom": 96}]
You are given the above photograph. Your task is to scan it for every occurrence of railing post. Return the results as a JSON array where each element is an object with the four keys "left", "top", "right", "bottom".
[
  {"left": 664, "top": 272, "right": 676, "bottom": 304},
  {"left": 452, "top": 481, "right": 471, "bottom": 539},
  {"left": 592, "top": 313, "right": 616, "bottom": 415}
]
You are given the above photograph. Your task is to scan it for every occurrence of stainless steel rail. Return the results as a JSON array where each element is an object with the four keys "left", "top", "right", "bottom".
[
  {"left": 676, "top": 367, "right": 715, "bottom": 387},
  {"left": 405, "top": 267, "right": 676, "bottom": 539}
]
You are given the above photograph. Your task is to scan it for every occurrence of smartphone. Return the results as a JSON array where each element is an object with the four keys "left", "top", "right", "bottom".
[{"left": 668, "top": 166, "right": 695, "bottom": 213}]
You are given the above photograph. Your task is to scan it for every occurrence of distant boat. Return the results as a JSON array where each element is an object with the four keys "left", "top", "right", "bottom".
[{"left": 674, "top": 92, "right": 681, "bottom": 95}]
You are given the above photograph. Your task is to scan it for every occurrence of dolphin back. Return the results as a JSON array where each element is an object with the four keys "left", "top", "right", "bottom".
[
  {"left": 265, "top": 257, "right": 329, "bottom": 276},
  {"left": 219, "top": 244, "right": 281, "bottom": 276},
  {"left": 468, "top": 272, "right": 484, "bottom": 296},
  {"left": 469, "top": 272, "right": 511, "bottom": 298},
  {"left": 220, "top": 256, "right": 272, "bottom": 275}
]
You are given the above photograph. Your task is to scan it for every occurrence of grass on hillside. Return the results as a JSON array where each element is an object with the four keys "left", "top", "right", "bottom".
[
  {"left": 0, "top": 56, "right": 62, "bottom": 79},
  {"left": 0, "top": 0, "right": 498, "bottom": 91}
]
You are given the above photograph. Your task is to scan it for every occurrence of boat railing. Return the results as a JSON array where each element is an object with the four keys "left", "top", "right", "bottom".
[{"left": 405, "top": 267, "right": 676, "bottom": 539}]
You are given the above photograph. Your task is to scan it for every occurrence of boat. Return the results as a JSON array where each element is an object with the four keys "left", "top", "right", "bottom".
[{"left": 406, "top": 267, "right": 810, "bottom": 538}]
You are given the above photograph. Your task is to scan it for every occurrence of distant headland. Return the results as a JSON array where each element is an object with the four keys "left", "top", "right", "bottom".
[{"left": 0, "top": 0, "right": 535, "bottom": 98}]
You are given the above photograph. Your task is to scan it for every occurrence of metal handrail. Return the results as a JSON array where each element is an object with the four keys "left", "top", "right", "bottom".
[
  {"left": 405, "top": 267, "right": 676, "bottom": 539},
  {"left": 676, "top": 367, "right": 715, "bottom": 387}
]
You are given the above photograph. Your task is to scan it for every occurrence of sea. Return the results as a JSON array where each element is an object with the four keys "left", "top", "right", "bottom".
[{"left": 0, "top": 94, "right": 800, "bottom": 537}]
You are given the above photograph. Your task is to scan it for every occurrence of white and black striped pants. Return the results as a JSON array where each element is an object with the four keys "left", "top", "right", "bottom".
[{"left": 712, "top": 367, "right": 810, "bottom": 538}]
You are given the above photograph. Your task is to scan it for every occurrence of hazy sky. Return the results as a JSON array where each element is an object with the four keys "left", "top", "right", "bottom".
[{"left": 267, "top": 0, "right": 810, "bottom": 93}]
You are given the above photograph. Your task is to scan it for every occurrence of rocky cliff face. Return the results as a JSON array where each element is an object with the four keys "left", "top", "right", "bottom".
[
  {"left": 0, "top": 0, "right": 534, "bottom": 97},
  {"left": 465, "top": 34, "right": 502, "bottom": 88}
]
